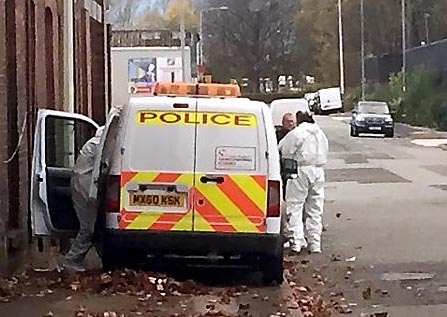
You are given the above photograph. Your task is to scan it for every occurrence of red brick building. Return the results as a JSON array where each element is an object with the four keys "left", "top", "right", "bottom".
[{"left": 0, "top": 0, "right": 110, "bottom": 267}]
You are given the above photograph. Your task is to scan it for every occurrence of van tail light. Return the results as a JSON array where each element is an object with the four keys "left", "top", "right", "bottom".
[
  {"left": 105, "top": 175, "right": 120, "bottom": 213},
  {"left": 267, "top": 180, "right": 281, "bottom": 217}
]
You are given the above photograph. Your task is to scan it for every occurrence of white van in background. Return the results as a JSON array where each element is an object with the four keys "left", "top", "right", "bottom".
[
  {"left": 270, "top": 98, "right": 311, "bottom": 127},
  {"left": 316, "top": 87, "right": 343, "bottom": 114}
]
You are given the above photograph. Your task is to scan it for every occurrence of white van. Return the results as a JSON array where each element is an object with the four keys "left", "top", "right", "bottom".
[
  {"left": 270, "top": 98, "right": 311, "bottom": 128},
  {"left": 316, "top": 87, "right": 343, "bottom": 114},
  {"left": 30, "top": 83, "right": 284, "bottom": 284}
]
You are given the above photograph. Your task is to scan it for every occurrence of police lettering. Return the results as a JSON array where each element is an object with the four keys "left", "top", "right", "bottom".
[{"left": 138, "top": 111, "right": 255, "bottom": 127}]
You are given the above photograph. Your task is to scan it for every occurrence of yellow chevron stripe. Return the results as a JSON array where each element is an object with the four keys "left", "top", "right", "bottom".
[
  {"left": 171, "top": 211, "right": 194, "bottom": 230},
  {"left": 126, "top": 213, "right": 161, "bottom": 230},
  {"left": 193, "top": 212, "right": 215, "bottom": 232},
  {"left": 175, "top": 173, "right": 194, "bottom": 186},
  {"left": 131, "top": 172, "right": 160, "bottom": 183},
  {"left": 229, "top": 175, "right": 267, "bottom": 213},
  {"left": 196, "top": 181, "right": 258, "bottom": 232}
]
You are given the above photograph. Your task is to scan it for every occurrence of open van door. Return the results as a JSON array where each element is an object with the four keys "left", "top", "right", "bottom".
[
  {"left": 31, "top": 110, "right": 99, "bottom": 236},
  {"left": 90, "top": 107, "right": 121, "bottom": 201}
]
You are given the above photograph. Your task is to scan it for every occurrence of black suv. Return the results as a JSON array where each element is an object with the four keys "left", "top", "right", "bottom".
[{"left": 350, "top": 101, "right": 394, "bottom": 138}]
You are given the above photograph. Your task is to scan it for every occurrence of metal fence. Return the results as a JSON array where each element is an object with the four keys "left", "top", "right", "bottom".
[{"left": 366, "top": 38, "right": 447, "bottom": 84}]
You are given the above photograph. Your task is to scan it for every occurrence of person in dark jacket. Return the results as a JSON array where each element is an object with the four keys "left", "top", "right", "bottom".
[{"left": 276, "top": 113, "right": 295, "bottom": 144}]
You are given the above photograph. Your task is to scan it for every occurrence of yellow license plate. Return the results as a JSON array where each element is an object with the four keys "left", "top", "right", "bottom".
[{"left": 129, "top": 194, "right": 185, "bottom": 207}]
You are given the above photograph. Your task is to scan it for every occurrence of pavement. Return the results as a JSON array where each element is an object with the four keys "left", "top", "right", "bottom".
[{"left": 1, "top": 115, "right": 447, "bottom": 317}]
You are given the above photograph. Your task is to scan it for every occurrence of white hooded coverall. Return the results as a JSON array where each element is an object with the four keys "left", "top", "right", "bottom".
[
  {"left": 64, "top": 127, "right": 104, "bottom": 269},
  {"left": 278, "top": 122, "right": 329, "bottom": 252}
]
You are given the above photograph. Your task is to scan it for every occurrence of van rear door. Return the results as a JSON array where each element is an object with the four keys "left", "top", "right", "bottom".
[
  {"left": 120, "top": 98, "right": 196, "bottom": 231},
  {"left": 194, "top": 99, "right": 268, "bottom": 233}
]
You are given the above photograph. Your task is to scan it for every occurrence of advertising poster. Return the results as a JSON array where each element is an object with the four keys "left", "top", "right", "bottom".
[{"left": 128, "top": 58, "right": 157, "bottom": 94}]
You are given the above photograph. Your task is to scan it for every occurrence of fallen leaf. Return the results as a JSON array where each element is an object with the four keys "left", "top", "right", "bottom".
[
  {"left": 363, "top": 287, "right": 372, "bottom": 300},
  {"left": 331, "top": 255, "right": 342, "bottom": 262}
]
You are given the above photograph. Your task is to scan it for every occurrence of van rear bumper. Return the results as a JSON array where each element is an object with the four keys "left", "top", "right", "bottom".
[{"left": 104, "top": 229, "right": 283, "bottom": 256}]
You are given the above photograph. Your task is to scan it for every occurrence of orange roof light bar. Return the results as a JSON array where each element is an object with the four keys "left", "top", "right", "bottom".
[{"left": 154, "top": 83, "right": 241, "bottom": 97}]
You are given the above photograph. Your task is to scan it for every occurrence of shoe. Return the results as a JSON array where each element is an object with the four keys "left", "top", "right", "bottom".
[
  {"left": 63, "top": 260, "right": 86, "bottom": 272},
  {"left": 285, "top": 248, "right": 302, "bottom": 257},
  {"left": 308, "top": 245, "right": 322, "bottom": 254}
]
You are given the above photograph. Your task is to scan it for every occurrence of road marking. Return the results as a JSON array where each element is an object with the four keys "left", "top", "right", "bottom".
[
  {"left": 411, "top": 139, "right": 447, "bottom": 147},
  {"left": 381, "top": 272, "right": 435, "bottom": 281}
]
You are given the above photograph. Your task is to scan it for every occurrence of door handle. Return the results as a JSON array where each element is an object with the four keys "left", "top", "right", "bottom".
[{"left": 200, "top": 176, "right": 225, "bottom": 184}]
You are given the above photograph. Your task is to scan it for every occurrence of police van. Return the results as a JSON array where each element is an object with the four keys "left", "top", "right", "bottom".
[{"left": 31, "top": 83, "right": 284, "bottom": 284}]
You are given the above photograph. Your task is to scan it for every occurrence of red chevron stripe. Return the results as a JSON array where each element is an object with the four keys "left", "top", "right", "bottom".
[
  {"left": 149, "top": 213, "right": 186, "bottom": 231},
  {"left": 217, "top": 176, "right": 265, "bottom": 226},
  {"left": 194, "top": 188, "right": 236, "bottom": 232},
  {"left": 153, "top": 173, "right": 182, "bottom": 183},
  {"left": 251, "top": 175, "right": 267, "bottom": 190}
]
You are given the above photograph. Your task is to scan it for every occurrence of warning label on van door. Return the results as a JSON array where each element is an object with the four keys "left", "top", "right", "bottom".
[{"left": 215, "top": 147, "right": 256, "bottom": 170}]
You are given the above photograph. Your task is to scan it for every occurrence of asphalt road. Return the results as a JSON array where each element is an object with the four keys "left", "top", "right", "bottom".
[
  {"left": 1, "top": 115, "right": 446, "bottom": 317},
  {"left": 307, "top": 115, "right": 447, "bottom": 316}
]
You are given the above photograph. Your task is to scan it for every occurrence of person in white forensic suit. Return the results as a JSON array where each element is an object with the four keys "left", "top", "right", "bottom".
[
  {"left": 63, "top": 126, "right": 105, "bottom": 272},
  {"left": 278, "top": 111, "right": 329, "bottom": 254}
]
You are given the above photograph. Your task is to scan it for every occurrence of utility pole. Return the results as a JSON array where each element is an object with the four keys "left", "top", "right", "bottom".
[
  {"left": 64, "top": 0, "right": 75, "bottom": 112},
  {"left": 360, "top": 0, "right": 366, "bottom": 100},
  {"left": 180, "top": 2, "right": 187, "bottom": 82},
  {"left": 338, "top": 0, "right": 345, "bottom": 96},
  {"left": 402, "top": 0, "right": 406, "bottom": 92}
]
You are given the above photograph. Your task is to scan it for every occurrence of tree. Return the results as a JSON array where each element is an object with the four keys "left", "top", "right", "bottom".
[
  {"left": 294, "top": 0, "right": 447, "bottom": 87},
  {"left": 108, "top": 0, "right": 141, "bottom": 28},
  {"left": 163, "top": 0, "right": 199, "bottom": 31},
  {"left": 138, "top": 9, "right": 165, "bottom": 29},
  {"left": 202, "top": 0, "right": 302, "bottom": 88}
]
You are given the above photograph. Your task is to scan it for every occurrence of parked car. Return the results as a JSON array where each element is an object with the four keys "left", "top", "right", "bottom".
[{"left": 350, "top": 101, "right": 394, "bottom": 137}]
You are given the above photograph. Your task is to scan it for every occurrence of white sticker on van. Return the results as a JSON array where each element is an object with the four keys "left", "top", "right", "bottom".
[{"left": 215, "top": 147, "right": 256, "bottom": 171}]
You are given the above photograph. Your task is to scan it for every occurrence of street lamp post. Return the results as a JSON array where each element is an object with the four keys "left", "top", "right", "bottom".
[
  {"left": 338, "top": 0, "right": 345, "bottom": 96},
  {"left": 360, "top": 0, "right": 366, "bottom": 100},
  {"left": 198, "top": 6, "right": 228, "bottom": 78},
  {"left": 402, "top": 0, "right": 406, "bottom": 92}
]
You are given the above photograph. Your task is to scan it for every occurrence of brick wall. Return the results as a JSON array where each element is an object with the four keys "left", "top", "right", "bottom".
[{"left": 0, "top": 0, "right": 110, "bottom": 268}]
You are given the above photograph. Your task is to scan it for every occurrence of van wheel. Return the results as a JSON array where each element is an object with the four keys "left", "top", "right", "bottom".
[{"left": 261, "top": 250, "right": 284, "bottom": 285}]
